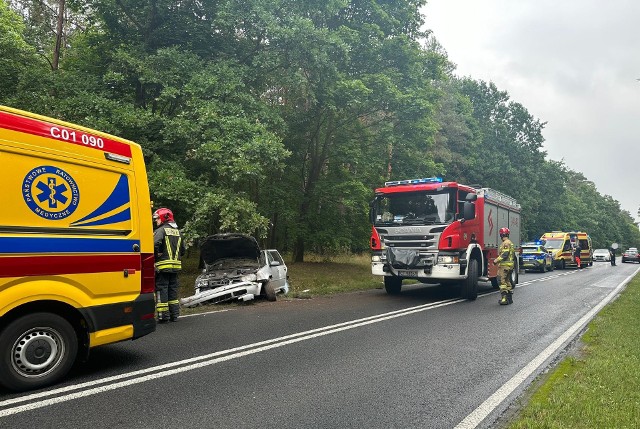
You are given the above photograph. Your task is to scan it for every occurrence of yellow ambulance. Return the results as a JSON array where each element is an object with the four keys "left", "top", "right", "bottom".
[
  {"left": 0, "top": 105, "right": 156, "bottom": 391},
  {"left": 540, "top": 231, "right": 593, "bottom": 269}
]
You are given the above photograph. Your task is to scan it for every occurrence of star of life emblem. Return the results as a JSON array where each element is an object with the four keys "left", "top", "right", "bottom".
[{"left": 22, "top": 165, "right": 80, "bottom": 220}]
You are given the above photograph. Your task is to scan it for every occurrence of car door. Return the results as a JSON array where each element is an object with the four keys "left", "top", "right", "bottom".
[{"left": 266, "top": 250, "right": 287, "bottom": 289}]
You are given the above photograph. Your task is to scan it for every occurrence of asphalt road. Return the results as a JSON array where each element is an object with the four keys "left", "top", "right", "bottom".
[{"left": 1, "top": 262, "right": 638, "bottom": 429}]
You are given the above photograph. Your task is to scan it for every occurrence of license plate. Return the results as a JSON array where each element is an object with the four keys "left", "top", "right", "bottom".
[{"left": 397, "top": 270, "right": 418, "bottom": 277}]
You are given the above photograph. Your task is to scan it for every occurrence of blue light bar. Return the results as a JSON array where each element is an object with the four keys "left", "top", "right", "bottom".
[{"left": 384, "top": 177, "right": 443, "bottom": 187}]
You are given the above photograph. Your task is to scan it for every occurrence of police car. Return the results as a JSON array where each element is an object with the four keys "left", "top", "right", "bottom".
[{"left": 521, "top": 241, "right": 554, "bottom": 272}]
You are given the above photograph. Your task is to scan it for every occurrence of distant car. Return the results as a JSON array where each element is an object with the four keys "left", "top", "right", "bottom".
[
  {"left": 180, "top": 233, "right": 289, "bottom": 307},
  {"left": 592, "top": 249, "right": 611, "bottom": 262},
  {"left": 621, "top": 249, "right": 640, "bottom": 264},
  {"left": 521, "top": 242, "right": 554, "bottom": 272}
]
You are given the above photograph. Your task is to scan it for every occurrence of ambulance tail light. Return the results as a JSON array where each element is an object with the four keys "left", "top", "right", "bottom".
[{"left": 141, "top": 253, "right": 155, "bottom": 294}]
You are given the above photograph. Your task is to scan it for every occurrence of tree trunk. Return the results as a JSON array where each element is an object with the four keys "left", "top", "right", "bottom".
[
  {"left": 293, "top": 235, "right": 305, "bottom": 263},
  {"left": 52, "top": 0, "right": 66, "bottom": 70}
]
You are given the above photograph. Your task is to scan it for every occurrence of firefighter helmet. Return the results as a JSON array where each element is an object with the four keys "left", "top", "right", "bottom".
[
  {"left": 153, "top": 207, "right": 174, "bottom": 223},
  {"left": 499, "top": 227, "right": 510, "bottom": 238}
]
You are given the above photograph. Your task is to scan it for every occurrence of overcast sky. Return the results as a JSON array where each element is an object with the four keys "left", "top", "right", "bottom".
[{"left": 423, "top": 0, "right": 640, "bottom": 222}]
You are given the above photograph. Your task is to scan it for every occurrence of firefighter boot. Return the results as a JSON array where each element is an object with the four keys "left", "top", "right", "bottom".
[
  {"left": 499, "top": 292, "right": 509, "bottom": 305},
  {"left": 507, "top": 291, "right": 513, "bottom": 304},
  {"left": 156, "top": 301, "right": 170, "bottom": 323}
]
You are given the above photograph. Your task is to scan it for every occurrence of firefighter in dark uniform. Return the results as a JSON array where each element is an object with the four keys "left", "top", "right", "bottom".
[
  {"left": 153, "top": 208, "right": 184, "bottom": 323},
  {"left": 493, "top": 227, "right": 516, "bottom": 305}
]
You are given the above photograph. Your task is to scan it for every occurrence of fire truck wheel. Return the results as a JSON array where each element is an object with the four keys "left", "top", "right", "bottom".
[
  {"left": 461, "top": 259, "right": 478, "bottom": 300},
  {"left": 0, "top": 312, "right": 78, "bottom": 392},
  {"left": 263, "top": 281, "right": 277, "bottom": 301},
  {"left": 490, "top": 277, "right": 499, "bottom": 289},
  {"left": 384, "top": 277, "right": 402, "bottom": 295}
]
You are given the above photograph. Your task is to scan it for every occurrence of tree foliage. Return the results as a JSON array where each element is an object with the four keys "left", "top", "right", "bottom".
[{"left": 3, "top": 0, "right": 639, "bottom": 256}]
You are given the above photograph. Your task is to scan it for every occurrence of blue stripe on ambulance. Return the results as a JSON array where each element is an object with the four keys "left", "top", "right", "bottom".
[
  {"left": 71, "top": 174, "right": 131, "bottom": 226},
  {"left": 0, "top": 237, "right": 140, "bottom": 253},
  {"left": 72, "top": 207, "right": 132, "bottom": 227}
]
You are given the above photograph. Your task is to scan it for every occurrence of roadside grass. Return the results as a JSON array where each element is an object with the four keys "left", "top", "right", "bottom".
[
  {"left": 506, "top": 275, "right": 640, "bottom": 429},
  {"left": 285, "top": 253, "right": 382, "bottom": 298},
  {"left": 176, "top": 252, "right": 381, "bottom": 314}
]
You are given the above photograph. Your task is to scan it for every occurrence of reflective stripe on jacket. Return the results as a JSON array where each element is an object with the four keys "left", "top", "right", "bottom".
[
  {"left": 495, "top": 238, "right": 515, "bottom": 268},
  {"left": 154, "top": 222, "right": 184, "bottom": 272}
]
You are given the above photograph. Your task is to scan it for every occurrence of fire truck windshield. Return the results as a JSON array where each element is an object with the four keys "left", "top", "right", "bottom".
[{"left": 373, "top": 190, "right": 456, "bottom": 226}]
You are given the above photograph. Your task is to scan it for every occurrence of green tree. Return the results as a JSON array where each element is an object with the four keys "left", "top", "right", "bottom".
[
  {"left": 245, "top": 0, "right": 447, "bottom": 260},
  {"left": 0, "top": 1, "right": 41, "bottom": 100}
]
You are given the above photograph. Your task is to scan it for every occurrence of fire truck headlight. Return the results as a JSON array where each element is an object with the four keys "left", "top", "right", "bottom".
[
  {"left": 372, "top": 255, "right": 381, "bottom": 262},
  {"left": 438, "top": 255, "right": 460, "bottom": 264}
]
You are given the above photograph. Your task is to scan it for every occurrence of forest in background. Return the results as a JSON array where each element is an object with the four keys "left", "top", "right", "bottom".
[{"left": 2, "top": 0, "right": 639, "bottom": 260}]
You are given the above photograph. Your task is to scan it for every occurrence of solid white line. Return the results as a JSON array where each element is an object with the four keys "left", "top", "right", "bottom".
[
  {"left": 454, "top": 266, "right": 640, "bottom": 429},
  {"left": 0, "top": 297, "right": 463, "bottom": 415}
]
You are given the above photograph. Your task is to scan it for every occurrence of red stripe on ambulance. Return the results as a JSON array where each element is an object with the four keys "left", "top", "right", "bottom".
[
  {"left": 0, "top": 111, "right": 132, "bottom": 158},
  {"left": 0, "top": 254, "right": 140, "bottom": 278}
]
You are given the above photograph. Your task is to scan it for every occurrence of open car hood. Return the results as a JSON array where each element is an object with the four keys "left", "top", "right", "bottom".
[{"left": 199, "top": 233, "right": 261, "bottom": 266}]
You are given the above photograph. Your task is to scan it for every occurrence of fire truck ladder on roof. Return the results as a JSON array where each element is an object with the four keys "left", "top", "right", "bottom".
[{"left": 480, "top": 188, "right": 521, "bottom": 210}]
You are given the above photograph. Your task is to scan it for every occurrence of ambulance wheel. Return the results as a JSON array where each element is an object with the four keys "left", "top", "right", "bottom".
[
  {"left": 0, "top": 312, "right": 78, "bottom": 392},
  {"left": 384, "top": 277, "right": 402, "bottom": 295},
  {"left": 263, "top": 281, "right": 277, "bottom": 302},
  {"left": 461, "top": 259, "right": 478, "bottom": 300},
  {"left": 561, "top": 260, "right": 566, "bottom": 270}
]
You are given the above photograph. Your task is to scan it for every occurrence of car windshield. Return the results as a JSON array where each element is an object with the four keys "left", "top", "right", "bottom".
[
  {"left": 372, "top": 189, "right": 456, "bottom": 226},
  {"left": 593, "top": 249, "right": 608, "bottom": 255}
]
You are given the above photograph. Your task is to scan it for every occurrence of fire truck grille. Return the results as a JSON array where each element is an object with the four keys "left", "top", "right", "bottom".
[{"left": 384, "top": 234, "right": 438, "bottom": 249}]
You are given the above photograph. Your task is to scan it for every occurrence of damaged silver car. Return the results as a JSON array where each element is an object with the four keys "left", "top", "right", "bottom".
[{"left": 180, "top": 233, "right": 289, "bottom": 307}]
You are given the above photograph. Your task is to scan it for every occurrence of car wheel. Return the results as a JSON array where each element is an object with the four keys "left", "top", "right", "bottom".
[
  {"left": 539, "top": 261, "right": 546, "bottom": 273},
  {"left": 263, "top": 281, "right": 277, "bottom": 301},
  {"left": 0, "top": 312, "right": 78, "bottom": 392},
  {"left": 461, "top": 259, "right": 478, "bottom": 300},
  {"left": 384, "top": 276, "right": 402, "bottom": 295}
]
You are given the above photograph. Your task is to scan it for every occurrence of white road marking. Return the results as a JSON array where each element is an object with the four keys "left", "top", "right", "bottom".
[
  {"left": 454, "top": 266, "right": 640, "bottom": 429},
  {"left": 3, "top": 267, "right": 633, "bottom": 421},
  {"left": 0, "top": 297, "right": 464, "bottom": 416}
]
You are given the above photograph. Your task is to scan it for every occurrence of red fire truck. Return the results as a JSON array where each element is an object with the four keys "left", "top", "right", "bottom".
[{"left": 369, "top": 177, "right": 521, "bottom": 300}]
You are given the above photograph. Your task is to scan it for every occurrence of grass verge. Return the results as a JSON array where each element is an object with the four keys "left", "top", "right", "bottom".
[{"left": 506, "top": 275, "right": 640, "bottom": 428}]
